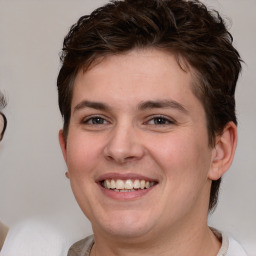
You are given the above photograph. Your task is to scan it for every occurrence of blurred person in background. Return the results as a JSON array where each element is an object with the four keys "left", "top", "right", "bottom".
[{"left": 0, "top": 91, "right": 8, "bottom": 251}]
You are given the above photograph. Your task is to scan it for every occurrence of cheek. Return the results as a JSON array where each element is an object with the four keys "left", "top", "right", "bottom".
[
  {"left": 148, "top": 131, "right": 211, "bottom": 181},
  {"left": 66, "top": 132, "right": 103, "bottom": 176},
  {"left": 148, "top": 133, "right": 212, "bottom": 213}
]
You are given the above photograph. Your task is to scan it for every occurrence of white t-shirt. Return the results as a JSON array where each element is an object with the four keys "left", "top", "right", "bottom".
[{"left": 213, "top": 229, "right": 247, "bottom": 256}]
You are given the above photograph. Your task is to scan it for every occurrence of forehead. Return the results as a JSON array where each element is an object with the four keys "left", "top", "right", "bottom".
[{"left": 72, "top": 49, "right": 196, "bottom": 105}]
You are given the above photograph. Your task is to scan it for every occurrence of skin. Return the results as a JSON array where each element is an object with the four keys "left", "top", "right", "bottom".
[{"left": 59, "top": 48, "right": 237, "bottom": 256}]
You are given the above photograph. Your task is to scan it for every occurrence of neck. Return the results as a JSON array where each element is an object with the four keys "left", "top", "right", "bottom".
[{"left": 91, "top": 223, "right": 221, "bottom": 256}]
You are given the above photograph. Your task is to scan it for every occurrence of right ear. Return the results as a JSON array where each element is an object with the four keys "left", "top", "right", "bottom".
[
  {"left": 58, "top": 129, "right": 67, "bottom": 163},
  {"left": 59, "top": 130, "right": 70, "bottom": 179}
]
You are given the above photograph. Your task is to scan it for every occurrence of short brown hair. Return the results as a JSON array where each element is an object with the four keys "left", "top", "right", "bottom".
[{"left": 57, "top": 0, "right": 242, "bottom": 211}]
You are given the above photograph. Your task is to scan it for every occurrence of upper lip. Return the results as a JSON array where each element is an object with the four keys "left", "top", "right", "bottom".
[{"left": 96, "top": 172, "right": 158, "bottom": 183}]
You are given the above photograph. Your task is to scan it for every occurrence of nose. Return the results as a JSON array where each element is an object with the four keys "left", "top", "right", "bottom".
[{"left": 103, "top": 123, "right": 145, "bottom": 164}]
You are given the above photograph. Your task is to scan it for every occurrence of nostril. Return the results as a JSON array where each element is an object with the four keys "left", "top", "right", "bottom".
[
  {"left": 102, "top": 127, "right": 145, "bottom": 164},
  {"left": 104, "top": 154, "right": 138, "bottom": 164}
]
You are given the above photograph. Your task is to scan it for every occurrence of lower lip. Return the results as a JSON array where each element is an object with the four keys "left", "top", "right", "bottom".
[{"left": 98, "top": 183, "right": 156, "bottom": 200}]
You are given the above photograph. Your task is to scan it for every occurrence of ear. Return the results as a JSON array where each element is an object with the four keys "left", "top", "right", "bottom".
[
  {"left": 58, "top": 129, "right": 70, "bottom": 179},
  {"left": 58, "top": 129, "right": 67, "bottom": 161},
  {"left": 208, "top": 122, "right": 237, "bottom": 181}
]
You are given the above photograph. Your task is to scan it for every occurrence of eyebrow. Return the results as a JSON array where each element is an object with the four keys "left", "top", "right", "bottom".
[
  {"left": 74, "top": 100, "right": 111, "bottom": 113},
  {"left": 73, "top": 99, "right": 188, "bottom": 114},
  {"left": 138, "top": 100, "right": 188, "bottom": 113}
]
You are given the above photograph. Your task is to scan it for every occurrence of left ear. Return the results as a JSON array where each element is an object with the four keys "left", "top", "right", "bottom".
[{"left": 208, "top": 122, "right": 237, "bottom": 181}]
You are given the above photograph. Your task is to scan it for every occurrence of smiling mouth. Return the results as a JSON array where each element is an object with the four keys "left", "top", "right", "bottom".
[{"left": 100, "top": 179, "right": 157, "bottom": 192}]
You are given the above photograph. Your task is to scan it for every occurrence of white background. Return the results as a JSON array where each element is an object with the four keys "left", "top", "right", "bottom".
[{"left": 0, "top": 0, "right": 255, "bottom": 255}]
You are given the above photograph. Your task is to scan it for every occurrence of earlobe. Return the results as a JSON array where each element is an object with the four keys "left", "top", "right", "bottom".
[
  {"left": 58, "top": 129, "right": 68, "bottom": 163},
  {"left": 208, "top": 122, "right": 237, "bottom": 181}
]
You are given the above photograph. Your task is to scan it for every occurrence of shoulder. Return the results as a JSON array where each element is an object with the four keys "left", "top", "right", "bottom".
[
  {"left": 0, "top": 221, "right": 9, "bottom": 250},
  {"left": 211, "top": 227, "right": 248, "bottom": 256},
  {"left": 217, "top": 230, "right": 248, "bottom": 256},
  {"left": 226, "top": 236, "right": 248, "bottom": 256},
  {"left": 67, "top": 235, "right": 94, "bottom": 256}
]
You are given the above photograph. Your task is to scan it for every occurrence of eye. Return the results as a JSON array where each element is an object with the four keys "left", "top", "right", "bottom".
[
  {"left": 82, "top": 116, "right": 109, "bottom": 125},
  {"left": 145, "top": 115, "right": 175, "bottom": 126}
]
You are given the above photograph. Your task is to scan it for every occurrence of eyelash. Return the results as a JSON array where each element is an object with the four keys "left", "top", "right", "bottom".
[
  {"left": 82, "top": 115, "right": 109, "bottom": 125},
  {"left": 81, "top": 115, "right": 176, "bottom": 127},
  {"left": 145, "top": 115, "right": 176, "bottom": 126}
]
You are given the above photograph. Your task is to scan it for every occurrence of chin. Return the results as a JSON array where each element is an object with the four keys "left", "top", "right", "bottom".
[
  {"left": 101, "top": 223, "right": 153, "bottom": 239},
  {"left": 91, "top": 210, "right": 157, "bottom": 239}
]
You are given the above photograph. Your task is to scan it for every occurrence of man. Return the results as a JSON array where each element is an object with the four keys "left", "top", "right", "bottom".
[
  {"left": 0, "top": 92, "right": 8, "bottom": 251},
  {"left": 57, "top": 0, "right": 247, "bottom": 255}
]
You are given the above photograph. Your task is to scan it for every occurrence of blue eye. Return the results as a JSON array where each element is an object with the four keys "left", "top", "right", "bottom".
[
  {"left": 83, "top": 116, "right": 108, "bottom": 125},
  {"left": 152, "top": 117, "right": 170, "bottom": 125},
  {"left": 91, "top": 118, "right": 105, "bottom": 124},
  {"left": 146, "top": 116, "right": 175, "bottom": 125}
]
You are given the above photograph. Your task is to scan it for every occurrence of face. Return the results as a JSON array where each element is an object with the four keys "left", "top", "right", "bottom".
[{"left": 59, "top": 49, "right": 216, "bottom": 241}]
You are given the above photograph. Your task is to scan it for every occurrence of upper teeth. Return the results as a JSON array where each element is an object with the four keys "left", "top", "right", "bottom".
[{"left": 102, "top": 179, "right": 155, "bottom": 190}]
